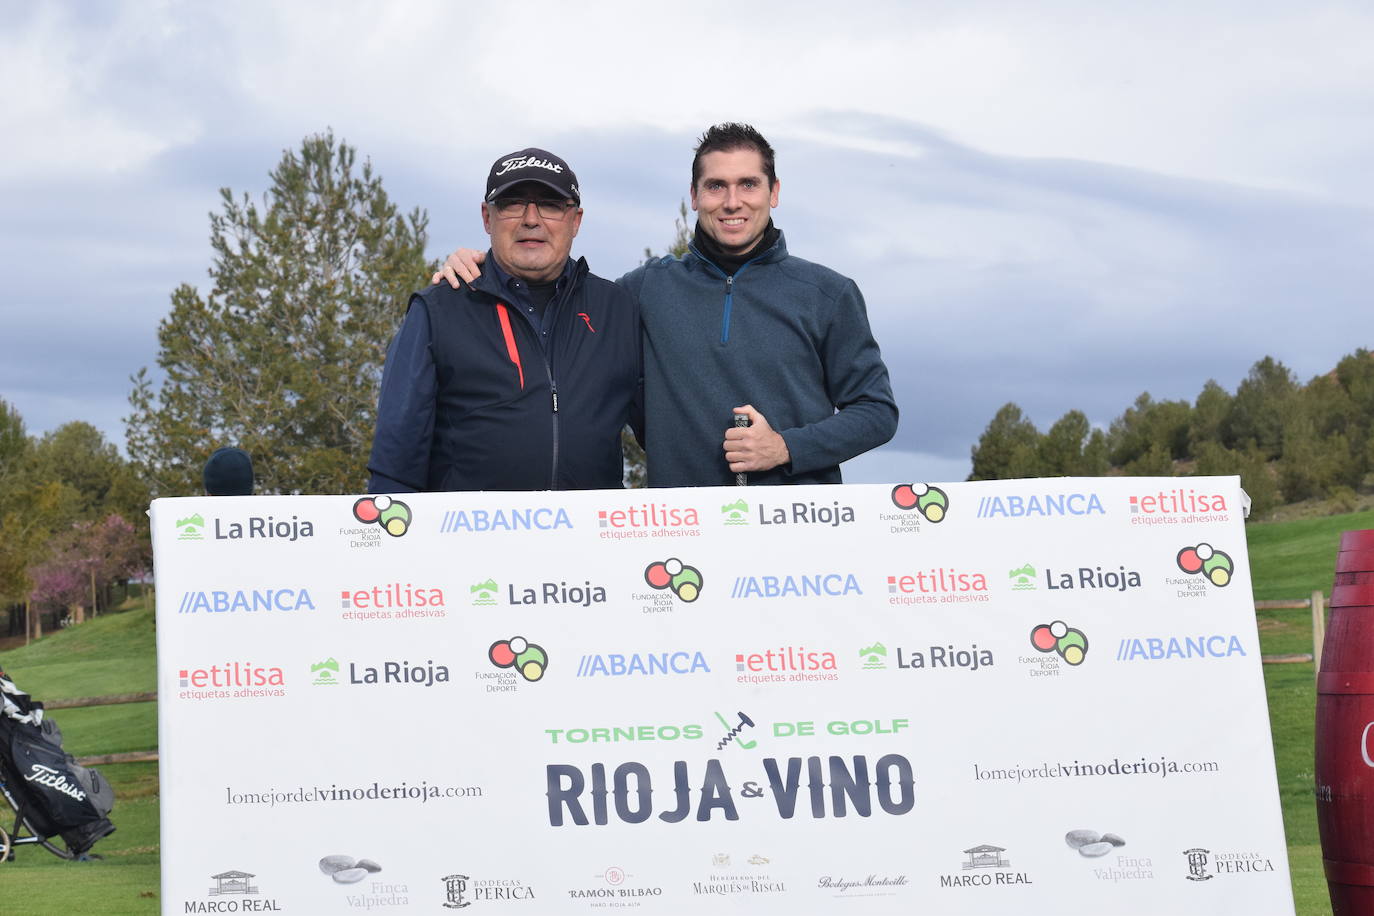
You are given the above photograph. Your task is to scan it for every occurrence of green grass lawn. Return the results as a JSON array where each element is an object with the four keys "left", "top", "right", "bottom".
[{"left": 3, "top": 509, "right": 1370, "bottom": 914}]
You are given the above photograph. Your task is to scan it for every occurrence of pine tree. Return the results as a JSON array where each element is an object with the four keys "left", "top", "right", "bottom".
[{"left": 126, "top": 132, "right": 433, "bottom": 496}]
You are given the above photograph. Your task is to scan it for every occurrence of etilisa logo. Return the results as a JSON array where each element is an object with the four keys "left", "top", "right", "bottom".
[
  {"left": 735, "top": 646, "right": 838, "bottom": 685},
  {"left": 177, "top": 661, "right": 286, "bottom": 700},
  {"left": 721, "top": 498, "right": 749, "bottom": 526},
  {"left": 887, "top": 567, "right": 989, "bottom": 605},
  {"left": 1129, "top": 486, "right": 1231, "bottom": 525},
  {"left": 439, "top": 505, "right": 571, "bottom": 534},
  {"left": 731, "top": 571, "right": 861, "bottom": 599},
  {"left": 177, "top": 587, "right": 315, "bottom": 615},
  {"left": 644, "top": 558, "right": 704, "bottom": 602},
  {"left": 339, "top": 582, "right": 447, "bottom": 621},
  {"left": 176, "top": 513, "right": 205, "bottom": 541},
  {"left": 596, "top": 500, "right": 700, "bottom": 540},
  {"left": 352, "top": 495, "right": 412, "bottom": 537},
  {"left": 1008, "top": 564, "right": 1036, "bottom": 591},
  {"left": 891, "top": 483, "right": 948, "bottom": 522},
  {"left": 489, "top": 636, "right": 548, "bottom": 682},
  {"left": 976, "top": 491, "right": 1104, "bottom": 519},
  {"left": 576, "top": 650, "right": 710, "bottom": 678},
  {"left": 1176, "top": 543, "right": 1234, "bottom": 587}
]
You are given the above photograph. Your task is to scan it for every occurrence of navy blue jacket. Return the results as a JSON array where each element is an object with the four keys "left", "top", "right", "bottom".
[
  {"left": 619, "top": 232, "right": 896, "bottom": 487},
  {"left": 367, "top": 257, "right": 642, "bottom": 492}
]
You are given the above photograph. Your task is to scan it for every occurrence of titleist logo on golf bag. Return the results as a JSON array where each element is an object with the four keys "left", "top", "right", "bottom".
[{"left": 25, "top": 763, "right": 88, "bottom": 801}]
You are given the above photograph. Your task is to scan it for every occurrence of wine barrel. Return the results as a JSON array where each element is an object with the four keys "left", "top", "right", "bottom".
[{"left": 1316, "top": 529, "right": 1374, "bottom": 914}]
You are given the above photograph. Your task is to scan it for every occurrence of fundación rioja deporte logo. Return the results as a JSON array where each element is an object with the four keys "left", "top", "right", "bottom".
[
  {"left": 1175, "top": 542, "right": 1234, "bottom": 587},
  {"left": 644, "top": 558, "right": 704, "bottom": 602},
  {"left": 489, "top": 636, "right": 548, "bottom": 682},
  {"left": 1030, "top": 621, "right": 1088, "bottom": 666},
  {"left": 891, "top": 483, "right": 948, "bottom": 522},
  {"left": 353, "top": 495, "right": 412, "bottom": 537}
]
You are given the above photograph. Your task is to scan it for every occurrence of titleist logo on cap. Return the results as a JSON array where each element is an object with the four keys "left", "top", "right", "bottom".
[{"left": 495, "top": 156, "right": 564, "bottom": 177}]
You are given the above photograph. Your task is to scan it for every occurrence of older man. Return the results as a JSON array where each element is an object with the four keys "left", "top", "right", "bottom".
[
  {"left": 367, "top": 148, "right": 641, "bottom": 492},
  {"left": 439, "top": 125, "right": 896, "bottom": 488}
]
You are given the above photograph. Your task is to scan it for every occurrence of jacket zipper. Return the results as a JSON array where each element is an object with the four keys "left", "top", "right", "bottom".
[{"left": 689, "top": 247, "right": 765, "bottom": 344}]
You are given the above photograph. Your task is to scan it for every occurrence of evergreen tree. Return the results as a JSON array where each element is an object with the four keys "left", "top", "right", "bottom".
[
  {"left": 126, "top": 131, "right": 433, "bottom": 496},
  {"left": 969, "top": 404, "right": 1041, "bottom": 480}
]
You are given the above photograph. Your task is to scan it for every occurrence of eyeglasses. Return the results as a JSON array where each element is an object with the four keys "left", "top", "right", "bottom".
[{"left": 491, "top": 198, "right": 578, "bottom": 221}]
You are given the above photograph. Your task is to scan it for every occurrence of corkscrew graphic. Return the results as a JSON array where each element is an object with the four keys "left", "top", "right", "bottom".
[{"left": 714, "top": 710, "right": 757, "bottom": 750}]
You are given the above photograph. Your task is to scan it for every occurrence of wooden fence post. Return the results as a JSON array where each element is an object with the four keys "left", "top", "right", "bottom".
[{"left": 1312, "top": 589, "right": 1326, "bottom": 679}]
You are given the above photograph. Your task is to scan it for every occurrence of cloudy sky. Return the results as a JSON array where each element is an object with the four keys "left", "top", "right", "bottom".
[{"left": 3, "top": 0, "right": 1372, "bottom": 485}]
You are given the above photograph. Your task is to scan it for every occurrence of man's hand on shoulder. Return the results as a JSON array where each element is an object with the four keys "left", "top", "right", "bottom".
[
  {"left": 432, "top": 248, "right": 487, "bottom": 288},
  {"left": 723, "top": 405, "right": 790, "bottom": 474}
]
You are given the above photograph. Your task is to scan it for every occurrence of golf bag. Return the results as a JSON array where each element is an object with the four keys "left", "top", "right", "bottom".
[{"left": 0, "top": 666, "right": 115, "bottom": 857}]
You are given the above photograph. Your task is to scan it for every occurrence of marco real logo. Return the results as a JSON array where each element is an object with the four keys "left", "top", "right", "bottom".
[{"left": 890, "top": 483, "right": 948, "bottom": 522}]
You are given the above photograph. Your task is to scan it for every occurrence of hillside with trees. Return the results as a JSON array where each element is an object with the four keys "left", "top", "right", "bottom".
[{"left": 969, "top": 351, "right": 1374, "bottom": 518}]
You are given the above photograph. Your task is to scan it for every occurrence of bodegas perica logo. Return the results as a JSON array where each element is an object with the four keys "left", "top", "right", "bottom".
[{"left": 352, "top": 496, "right": 412, "bottom": 537}]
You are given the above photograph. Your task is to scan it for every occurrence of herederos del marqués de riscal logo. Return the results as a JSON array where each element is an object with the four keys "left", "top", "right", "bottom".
[
  {"left": 489, "top": 636, "right": 548, "bottom": 682},
  {"left": 1175, "top": 543, "right": 1233, "bottom": 587},
  {"left": 891, "top": 484, "right": 948, "bottom": 522},
  {"left": 1030, "top": 621, "right": 1089, "bottom": 666},
  {"left": 353, "top": 495, "right": 412, "bottom": 537},
  {"left": 644, "top": 558, "right": 704, "bottom": 602}
]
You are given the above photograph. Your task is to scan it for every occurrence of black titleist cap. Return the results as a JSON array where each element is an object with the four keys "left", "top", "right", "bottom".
[
  {"left": 485, "top": 148, "right": 580, "bottom": 204},
  {"left": 203, "top": 446, "right": 255, "bottom": 496}
]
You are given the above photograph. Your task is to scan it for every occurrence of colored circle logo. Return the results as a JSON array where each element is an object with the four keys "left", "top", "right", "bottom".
[
  {"left": 353, "top": 496, "right": 412, "bottom": 537},
  {"left": 1030, "top": 620, "right": 1089, "bottom": 665},
  {"left": 891, "top": 483, "right": 948, "bottom": 522},
  {"left": 644, "top": 558, "right": 704, "bottom": 602},
  {"left": 1176, "top": 543, "right": 1232, "bottom": 587},
  {"left": 489, "top": 636, "right": 548, "bottom": 682}
]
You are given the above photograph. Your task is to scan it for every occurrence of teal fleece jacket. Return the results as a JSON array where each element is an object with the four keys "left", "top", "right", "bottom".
[{"left": 619, "top": 232, "right": 897, "bottom": 488}]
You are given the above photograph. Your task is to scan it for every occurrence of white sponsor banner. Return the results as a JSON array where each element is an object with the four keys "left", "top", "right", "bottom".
[{"left": 153, "top": 477, "right": 1293, "bottom": 914}]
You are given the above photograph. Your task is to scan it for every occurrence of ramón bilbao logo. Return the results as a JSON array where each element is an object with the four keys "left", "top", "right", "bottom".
[
  {"left": 352, "top": 496, "right": 412, "bottom": 537},
  {"left": 891, "top": 484, "right": 948, "bottom": 522}
]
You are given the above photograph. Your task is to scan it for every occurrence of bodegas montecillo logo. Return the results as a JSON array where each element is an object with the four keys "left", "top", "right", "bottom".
[
  {"left": 1175, "top": 542, "right": 1234, "bottom": 587},
  {"left": 890, "top": 483, "right": 948, "bottom": 522},
  {"left": 352, "top": 495, "right": 412, "bottom": 537},
  {"left": 644, "top": 558, "right": 704, "bottom": 602}
]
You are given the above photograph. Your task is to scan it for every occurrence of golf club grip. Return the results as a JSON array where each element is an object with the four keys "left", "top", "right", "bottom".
[{"left": 734, "top": 413, "right": 750, "bottom": 486}]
